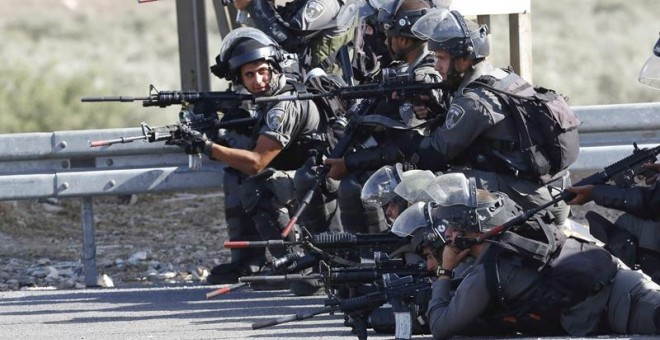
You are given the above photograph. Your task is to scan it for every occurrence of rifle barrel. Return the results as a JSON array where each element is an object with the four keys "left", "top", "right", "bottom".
[
  {"left": 89, "top": 135, "right": 145, "bottom": 147},
  {"left": 239, "top": 273, "right": 323, "bottom": 282},
  {"left": 223, "top": 240, "right": 292, "bottom": 248},
  {"left": 205, "top": 282, "right": 247, "bottom": 299},
  {"left": 81, "top": 96, "right": 150, "bottom": 102}
]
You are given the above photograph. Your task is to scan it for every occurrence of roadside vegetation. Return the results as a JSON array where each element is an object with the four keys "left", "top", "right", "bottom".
[{"left": 1, "top": 0, "right": 658, "bottom": 133}]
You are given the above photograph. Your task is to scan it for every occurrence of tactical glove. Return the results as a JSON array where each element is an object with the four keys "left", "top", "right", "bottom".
[{"left": 170, "top": 125, "right": 211, "bottom": 156}]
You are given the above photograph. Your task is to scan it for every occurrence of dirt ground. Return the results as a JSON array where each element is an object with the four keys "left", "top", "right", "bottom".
[
  {"left": 0, "top": 184, "right": 617, "bottom": 291},
  {"left": 0, "top": 191, "right": 232, "bottom": 287}
]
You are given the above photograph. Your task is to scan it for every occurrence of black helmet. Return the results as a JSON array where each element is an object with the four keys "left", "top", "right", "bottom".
[
  {"left": 211, "top": 27, "right": 297, "bottom": 81},
  {"left": 374, "top": 0, "right": 431, "bottom": 38},
  {"left": 411, "top": 8, "right": 489, "bottom": 60}
]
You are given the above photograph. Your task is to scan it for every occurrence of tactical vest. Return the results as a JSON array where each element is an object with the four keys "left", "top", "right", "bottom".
[
  {"left": 482, "top": 237, "right": 618, "bottom": 335},
  {"left": 253, "top": 81, "right": 331, "bottom": 171},
  {"left": 464, "top": 69, "right": 581, "bottom": 184}
]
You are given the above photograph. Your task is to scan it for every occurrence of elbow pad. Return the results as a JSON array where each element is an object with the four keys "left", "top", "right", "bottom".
[{"left": 345, "top": 147, "right": 404, "bottom": 172}]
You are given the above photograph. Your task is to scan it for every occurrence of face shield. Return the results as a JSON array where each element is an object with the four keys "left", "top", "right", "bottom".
[
  {"left": 393, "top": 169, "right": 437, "bottom": 204},
  {"left": 391, "top": 201, "right": 431, "bottom": 237},
  {"left": 337, "top": 0, "right": 375, "bottom": 27},
  {"left": 391, "top": 201, "right": 447, "bottom": 251},
  {"left": 410, "top": 8, "right": 464, "bottom": 45},
  {"left": 371, "top": 0, "right": 400, "bottom": 32},
  {"left": 423, "top": 172, "right": 472, "bottom": 206},
  {"left": 639, "top": 35, "right": 660, "bottom": 90},
  {"left": 360, "top": 164, "right": 402, "bottom": 207}
]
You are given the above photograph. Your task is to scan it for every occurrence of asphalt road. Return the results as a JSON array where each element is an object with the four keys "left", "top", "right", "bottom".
[
  {"left": 0, "top": 284, "right": 649, "bottom": 340},
  {"left": 0, "top": 285, "right": 412, "bottom": 340}
]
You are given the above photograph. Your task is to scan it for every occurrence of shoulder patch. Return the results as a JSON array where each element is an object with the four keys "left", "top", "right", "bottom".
[
  {"left": 445, "top": 104, "right": 465, "bottom": 130},
  {"left": 266, "top": 107, "right": 286, "bottom": 131},
  {"left": 304, "top": 0, "right": 326, "bottom": 22}
]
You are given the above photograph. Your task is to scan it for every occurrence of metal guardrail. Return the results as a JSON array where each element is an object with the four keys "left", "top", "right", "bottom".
[{"left": 1, "top": 102, "right": 659, "bottom": 286}]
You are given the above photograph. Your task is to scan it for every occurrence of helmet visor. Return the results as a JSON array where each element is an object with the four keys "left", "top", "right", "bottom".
[
  {"left": 639, "top": 37, "right": 660, "bottom": 90},
  {"left": 423, "top": 172, "right": 471, "bottom": 206},
  {"left": 361, "top": 165, "right": 400, "bottom": 206},
  {"left": 337, "top": 0, "right": 375, "bottom": 27},
  {"left": 393, "top": 169, "right": 436, "bottom": 204},
  {"left": 391, "top": 202, "right": 430, "bottom": 237},
  {"left": 411, "top": 8, "right": 465, "bottom": 43}
]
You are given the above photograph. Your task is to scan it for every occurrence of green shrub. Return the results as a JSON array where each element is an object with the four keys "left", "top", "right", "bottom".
[{"left": 0, "top": 60, "right": 172, "bottom": 133}]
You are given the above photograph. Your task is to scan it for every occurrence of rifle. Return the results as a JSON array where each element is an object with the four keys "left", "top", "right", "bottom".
[
  {"left": 205, "top": 250, "right": 322, "bottom": 299},
  {"left": 224, "top": 230, "right": 405, "bottom": 250},
  {"left": 251, "top": 274, "right": 433, "bottom": 340},
  {"left": 239, "top": 252, "right": 432, "bottom": 294},
  {"left": 455, "top": 142, "right": 660, "bottom": 249},
  {"left": 81, "top": 77, "right": 447, "bottom": 108},
  {"left": 226, "top": 228, "right": 408, "bottom": 270},
  {"left": 82, "top": 78, "right": 446, "bottom": 171}
]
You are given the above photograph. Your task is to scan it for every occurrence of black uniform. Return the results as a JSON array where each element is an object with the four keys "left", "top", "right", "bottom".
[
  {"left": 427, "top": 238, "right": 660, "bottom": 339},
  {"left": 409, "top": 61, "right": 571, "bottom": 226},
  {"left": 242, "top": 0, "right": 353, "bottom": 71},
  {"left": 339, "top": 50, "right": 445, "bottom": 234}
]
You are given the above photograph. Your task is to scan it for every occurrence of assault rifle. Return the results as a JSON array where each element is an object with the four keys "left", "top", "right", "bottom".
[
  {"left": 226, "top": 229, "right": 407, "bottom": 268},
  {"left": 454, "top": 143, "right": 660, "bottom": 249},
  {"left": 81, "top": 76, "right": 447, "bottom": 109},
  {"left": 82, "top": 77, "right": 446, "bottom": 170},
  {"left": 205, "top": 250, "right": 322, "bottom": 299},
  {"left": 209, "top": 231, "right": 407, "bottom": 298},
  {"left": 251, "top": 274, "right": 433, "bottom": 340},
  {"left": 239, "top": 252, "right": 432, "bottom": 295}
]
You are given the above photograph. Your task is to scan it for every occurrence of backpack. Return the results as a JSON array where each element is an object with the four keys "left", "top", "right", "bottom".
[
  {"left": 290, "top": 73, "right": 350, "bottom": 150},
  {"left": 469, "top": 69, "right": 581, "bottom": 184}
]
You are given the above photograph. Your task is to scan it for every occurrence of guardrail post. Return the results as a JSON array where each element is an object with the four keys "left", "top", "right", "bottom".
[{"left": 81, "top": 196, "right": 99, "bottom": 287}]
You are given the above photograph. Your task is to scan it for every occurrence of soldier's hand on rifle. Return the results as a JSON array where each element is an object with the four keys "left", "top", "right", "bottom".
[
  {"left": 171, "top": 125, "right": 212, "bottom": 156},
  {"left": 565, "top": 185, "right": 595, "bottom": 205},
  {"left": 324, "top": 158, "right": 348, "bottom": 180},
  {"left": 641, "top": 162, "right": 660, "bottom": 185}
]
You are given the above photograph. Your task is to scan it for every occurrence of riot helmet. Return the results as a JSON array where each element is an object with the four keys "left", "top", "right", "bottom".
[
  {"left": 391, "top": 201, "right": 446, "bottom": 253},
  {"left": 361, "top": 163, "right": 405, "bottom": 209},
  {"left": 373, "top": 0, "right": 431, "bottom": 38},
  {"left": 422, "top": 173, "right": 513, "bottom": 234},
  {"left": 411, "top": 8, "right": 489, "bottom": 60},
  {"left": 361, "top": 163, "right": 435, "bottom": 207},
  {"left": 211, "top": 27, "right": 297, "bottom": 85},
  {"left": 639, "top": 33, "right": 660, "bottom": 90}
]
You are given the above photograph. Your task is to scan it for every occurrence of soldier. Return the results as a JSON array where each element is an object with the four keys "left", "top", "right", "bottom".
[
  {"left": 175, "top": 28, "right": 337, "bottom": 291},
  {"left": 329, "top": 9, "right": 573, "bottom": 227},
  {"left": 230, "top": 0, "right": 354, "bottom": 74},
  {"left": 425, "top": 174, "right": 660, "bottom": 339},
  {"left": 567, "top": 162, "right": 660, "bottom": 283},
  {"left": 324, "top": 0, "right": 446, "bottom": 234}
]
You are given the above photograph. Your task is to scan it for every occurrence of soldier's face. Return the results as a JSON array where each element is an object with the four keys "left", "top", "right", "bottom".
[
  {"left": 422, "top": 246, "right": 439, "bottom": 272},
  {"left": 433, "top": 50, "right": 452, "bottom": 79},
  {"left": 384, "top": 201, "right": 401, "bottom": 223},
  {"left": 239, "top": 60, "right": 272, "bottom": 96}
]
